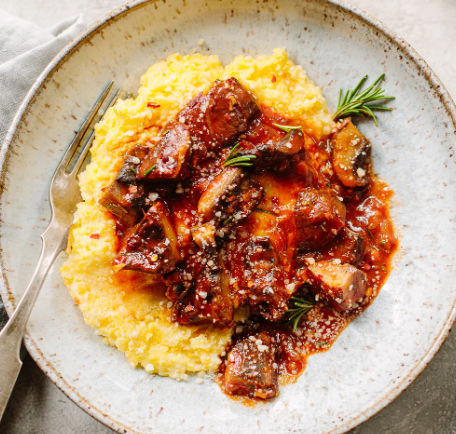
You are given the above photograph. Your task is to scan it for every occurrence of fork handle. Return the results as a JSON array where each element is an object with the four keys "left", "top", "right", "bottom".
[{"left": 0, "top": 223, "right": 67, "bottom": 420}]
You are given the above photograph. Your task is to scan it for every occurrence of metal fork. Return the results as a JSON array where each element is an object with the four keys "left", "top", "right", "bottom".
[{"left": 0, "top": 81, "right": 121, "bottom": 420}]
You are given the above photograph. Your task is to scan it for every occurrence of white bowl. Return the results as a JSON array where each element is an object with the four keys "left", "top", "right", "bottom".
[{"left": 1, "top": 1, "right": 455, "bottom": 433}]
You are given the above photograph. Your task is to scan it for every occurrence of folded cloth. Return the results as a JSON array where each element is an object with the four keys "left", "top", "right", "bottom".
[
  {"left": 0, "top": 10, "right": 86, "bottom": 144},
  {"left": 0, "top": 10, "right": 86, "bottom": 328}
]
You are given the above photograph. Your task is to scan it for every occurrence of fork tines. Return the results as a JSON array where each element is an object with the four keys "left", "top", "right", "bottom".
[{"left": 56, "top": 80, "right": 122, "bottom": 177}]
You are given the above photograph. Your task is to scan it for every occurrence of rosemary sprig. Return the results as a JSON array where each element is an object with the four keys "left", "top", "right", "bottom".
[
  {"left": 144, "top": 165, "right": 157, "bottom": 177},
  {"left": 223, "top": 142, "right": 256, "bottom": 167},
  {"left": 273, "top": 123, "right": 303, "bottom": 133},
  {"left": 286, "top": 296, "right": 314, "bottom": 332},
  {"left": 254, "top": 208, "right": 276, "bottom": 215},
  {"left": 333, "top": 74, "right": 395, "bottom": 126}
]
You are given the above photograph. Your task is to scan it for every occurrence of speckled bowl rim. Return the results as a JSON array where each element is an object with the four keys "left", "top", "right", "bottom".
[{"left": 1, "top": 1, "right": 455, "bottom": 433}]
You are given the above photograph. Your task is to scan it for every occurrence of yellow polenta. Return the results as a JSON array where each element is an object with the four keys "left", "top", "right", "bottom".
[{"left": 60, "top": 48, "right": 333, "bottom": 379}]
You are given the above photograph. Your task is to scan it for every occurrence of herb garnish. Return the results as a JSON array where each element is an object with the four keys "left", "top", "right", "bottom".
[
  {"left": 144, "top": 165, "right": 157, "bottom": 177},
  {"left": 316, "top": 341, "right": 328, "bottom": 347},
  {"left": 286, "top": 297, "right": 314, "bottom": 332},
  {"left": 366, "top": 228, "right": 374, "bottom": 239},
  {"left": 254, "top": 208, "right": 276, "bottom": 215},
  {"left": 130, "top": 167, "right": 137, "bottom": 175},
  {"left": 108, "top": 203, "right": 127, "bottom": 213},
  {"left": 273, "top": 123, "right": 303, "bottom": 133},
  {"left": 333, "top": 74, "right": 395, "bottom": 126},
  {"left": 223, "top": 142, "right": 256, "bottom": 167},
  {"left": 221, "top": 215, "right": 233, "bottom": 226}
]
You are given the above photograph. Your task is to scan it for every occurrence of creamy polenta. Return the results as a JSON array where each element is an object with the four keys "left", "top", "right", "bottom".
[{"left": 60, "top": 48, "right": 333, "bottom": 379}]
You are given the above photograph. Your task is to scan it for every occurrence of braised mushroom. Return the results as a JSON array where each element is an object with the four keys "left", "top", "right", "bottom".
[
  {"left": 228, "top": 210, "right": 295, "bottom": 321},
  {"left": 178, "top": 77, "right": 259, "bottom": 151},
  {"left": 293, "top": 188, "right": 346, "bottom": 251},
  {"left": 331, "top": 118, "right": 371, "bottom": 188},
  {"left": 307, "top": 260, "right": 368, "bottom": 311},
  {"left": 222, "top": 331, "right": 279, "bottom": 399},
  {"left": 321, "top": 227, "right": 365, "bottom": 266},
  {"left": 138, "top": 121, "right": 192, "bottom": 180},
  {"left": 99, "top": 145, "right": 148, "bottom": 226},
  {"left": 172, "top": 252, "right": 233, "bottom": 327},
  {"left": 239, "top": 128, "right": 306, "bottom": 170},
  {"left": 194, "top": 167, "right": 264, "bottom": 243},
  {"left": 114, "top": 200, "right": 179, "bottom": 274}
]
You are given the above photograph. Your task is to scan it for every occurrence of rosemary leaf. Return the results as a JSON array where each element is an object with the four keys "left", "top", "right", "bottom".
[
  {"left": 286, "top": 297, "right": 314, "bottom": 332},
  {"left": 223, "top": 142, "right": 256, "bottom": 167},
  {"left": 144, "top": 165, "right": 157, "bottom": 177},
  {"left": 224, "top": 156, "right": 255, "bottom": 166},
  {"left": 107, "top": 203, "right": 127, "bottom": 214},
  {"left": 221, "top": 215, "right": 233, "bottom": 227},
  {"left": 333, "top": 73, "right": 395, "bottom": 126},
  {"left": 254, "top": 208, "right": 276, "bottom": 215},
  {"left": 272, "top": 123, "right": 303, "bottom": 133}
]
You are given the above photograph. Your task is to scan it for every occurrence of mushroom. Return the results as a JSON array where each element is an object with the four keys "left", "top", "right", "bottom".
[
  {"left": 114, "top": 200, "right": 179, "bottom": 274},
  {"left": 307, "top": 260, "right": 368, "bottom": 311},
  {"left": 331, "top": 118, "right": 371, "bottom": 188},
  {"left": 293, "top": 188, "right": 346, "bottom": 251}
]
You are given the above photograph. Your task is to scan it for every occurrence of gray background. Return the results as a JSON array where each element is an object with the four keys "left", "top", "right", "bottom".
[{"left": 0, "top": 0, "right": 455, "bottom": 433}]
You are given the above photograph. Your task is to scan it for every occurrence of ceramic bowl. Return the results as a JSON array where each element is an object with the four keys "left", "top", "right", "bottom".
[{"left": 1, "top": 0, "right": 455, "bottom": 433}]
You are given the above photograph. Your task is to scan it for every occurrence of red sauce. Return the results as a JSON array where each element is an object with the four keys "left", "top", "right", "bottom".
[
  {"left": 213, "top": 108, "right": 398, "bottom": 403},
  {"left": 113, "top": 100, "right": 398, "bottom": 402}
]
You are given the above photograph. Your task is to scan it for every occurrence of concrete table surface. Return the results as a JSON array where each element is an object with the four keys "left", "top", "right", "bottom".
[{"left": 0, "top": 0, "right": 455, "bottom": 433}]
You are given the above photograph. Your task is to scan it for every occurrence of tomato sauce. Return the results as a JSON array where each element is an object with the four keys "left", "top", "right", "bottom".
[
  {"left": 213, "top": 107, "right": 398, "bottom": 402},
  {"left": 112, "top": 98, "right": 398, "bottom": 402}
]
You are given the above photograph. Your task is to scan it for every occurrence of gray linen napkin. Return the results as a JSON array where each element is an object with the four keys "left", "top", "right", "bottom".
[{"left": 0, "top": 10, "right": 86, "bottom": 328}]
